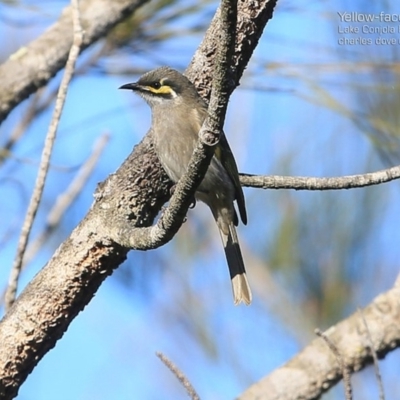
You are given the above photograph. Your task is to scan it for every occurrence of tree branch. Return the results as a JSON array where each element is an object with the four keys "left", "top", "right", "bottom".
[
  {"left": 0, "top": 133, "right": 109, "bottom": 304},
  {"left": 239, "top": 163, "right": 400, "bottom": 190},
  {"left": 4, "top": 0, "right": 84, "bottom": 311},
  {"left": 0, "top": 0, "right": 150, "bottom": 124},
  {"left": 315, "top": 329, "right": 353, "bottom": 400},
  {"left": 186, "top": 0, "right": 277, "bottom": 98},
  {"left": 358, "top": 308, "right": 385, "bottom": 400},
  {"left": 238, "top": 283, "right": 400, "bottom": 400},
  {"left": 156, "top": 352, "right": 200, "bottom": 400}
]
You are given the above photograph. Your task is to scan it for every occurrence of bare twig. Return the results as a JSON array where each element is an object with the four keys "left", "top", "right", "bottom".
[
  {"left": 0, "top": 88, "right": 59, "bottom": 166},
  {"left": 4, "top": 0, "right": 84, "bottom": 311},
  {"left": 239, "top": 163, "right": 400, "bottom": 191},
  {"left": 358, "top": 308, "right": 385, "bottom": 400},
  {"left": 315, "top": 328, "right": 353, "bottom": 400},
  {"left": 156, "top": 352, "right": 200, "bottom": 400},
  {"left": 24, "top": 133, "right": 109, "bottom": 266},
  {"left": 0, "top": 134, "right": 109, "bottom": 307},
  {"left": 0, "top": 92, "right": 41, "bottom": 165},
  {"left": 0, "top": 0, "right": 151, "bottom": 124}
]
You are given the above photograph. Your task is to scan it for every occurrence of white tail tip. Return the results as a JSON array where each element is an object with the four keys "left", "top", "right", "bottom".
[{"left": 232, "top": 273, "right": 252, "bottom": 305}]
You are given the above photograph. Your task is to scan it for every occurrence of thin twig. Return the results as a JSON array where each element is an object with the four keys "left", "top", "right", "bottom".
[
  {"left": 0, "top": 134, "right": 109, "bottom": 309},
  {"left": 0, "top": 92, "right": 41, "bottom": 165},
  {"left": 358, "top": 308, "right": 385, "bottom": 400},
  {"left": 25, "top": 133, "right": 109, "bottom": 264},
  {"left": 315, "top": 328, "right": 353, "bottom": 400},
  {"left": 0, "top": 87, "right": 59, "bottom": 166},
  {"left": 239, "top": 164, "right": 400, "bottom": 191},
  {"left": 156, "top": 352, "right": 200, "bottom": 400},
  {"left": 4, "top": 0, "right": 83, "bottom": 312}
]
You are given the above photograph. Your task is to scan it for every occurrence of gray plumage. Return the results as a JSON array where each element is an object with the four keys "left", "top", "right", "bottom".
[{"left": 120, "top": 67, "right": 252, "bottom": 305}]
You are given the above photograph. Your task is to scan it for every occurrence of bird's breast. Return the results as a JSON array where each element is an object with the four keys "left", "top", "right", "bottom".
[{"left": 152, "top": 112, "right": 199, "bottom": 183}]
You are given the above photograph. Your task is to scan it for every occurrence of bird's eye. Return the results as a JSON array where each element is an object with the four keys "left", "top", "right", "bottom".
[{"left": 153, "top": 82, "right": 161, "bottom": 89}]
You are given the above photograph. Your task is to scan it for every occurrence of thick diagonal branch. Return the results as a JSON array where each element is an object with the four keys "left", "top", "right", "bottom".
[{"left": 239, "top": 284, "right": 400, "bottom": 400}]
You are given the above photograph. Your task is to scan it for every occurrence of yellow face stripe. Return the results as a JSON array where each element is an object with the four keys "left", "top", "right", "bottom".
[{"left": 146, "top": 85, "right": 175, "bottom": 95}]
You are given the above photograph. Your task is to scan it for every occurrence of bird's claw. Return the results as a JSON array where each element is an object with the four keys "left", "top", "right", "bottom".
[
  {"left": 169, "top": 184, "right": 176, "bottom": 196},
  {"left": 189, "top": 197, "right": 196, "bottom": 209}
]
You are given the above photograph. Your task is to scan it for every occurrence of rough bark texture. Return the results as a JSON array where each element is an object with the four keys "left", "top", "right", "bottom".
[
  {"left": 0, "top": 1, "right": 278, "bottom": 398},
  {"left": 238, "top": 284, "right": 400, "bottom": 399},
  {"left": 186, "top": 0, "right": 275, "bottom": 99}
]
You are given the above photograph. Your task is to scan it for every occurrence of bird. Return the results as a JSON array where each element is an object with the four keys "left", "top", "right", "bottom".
[{"left": 120, "top": 67, "right": 252, "bottom": 305}]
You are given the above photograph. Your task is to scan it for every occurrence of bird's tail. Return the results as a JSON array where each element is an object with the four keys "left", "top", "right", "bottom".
[{"left": 219, "top": 223, "right": 252, "bottom": 305}]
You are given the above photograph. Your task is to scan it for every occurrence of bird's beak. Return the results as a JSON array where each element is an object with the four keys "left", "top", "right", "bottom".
[{"left": 119, "top": 82, "right": 140, "bottom": 91}]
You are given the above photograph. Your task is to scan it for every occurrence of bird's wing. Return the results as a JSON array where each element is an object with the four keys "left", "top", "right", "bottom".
[
  {"left": 216, "top": 133, "right": 247, "bottom": 225},
  {"left": 195, "top": 105, "right": 247, "bottom": 225}
]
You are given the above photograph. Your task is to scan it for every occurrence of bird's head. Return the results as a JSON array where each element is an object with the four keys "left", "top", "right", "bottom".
[{"left": 120, "top": 67, "right": 201, "bottom": 109}]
